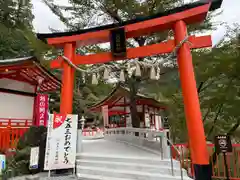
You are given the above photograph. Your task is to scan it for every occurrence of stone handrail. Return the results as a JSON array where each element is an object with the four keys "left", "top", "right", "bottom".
[
  {"left": 105, "top": 127, "right": 164, "bottom": 140},
  {"left": 105, "top": 127, "right": 184, "bottom": 179},
  {"left": 105, "top": 127, "right": 171, "bottom": 159}
]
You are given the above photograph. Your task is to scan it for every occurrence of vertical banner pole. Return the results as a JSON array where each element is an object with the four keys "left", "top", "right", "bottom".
[
  {"left": 174, "top": 20, "right": 210, "bottom": 180},
  {"left": 48, "top": 169, "right": 51, "bottom": 178}
]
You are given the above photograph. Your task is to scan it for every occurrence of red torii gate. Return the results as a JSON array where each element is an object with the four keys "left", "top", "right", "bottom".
[{"left": 37, "top": 1, "right": 222, "bottom": 179}]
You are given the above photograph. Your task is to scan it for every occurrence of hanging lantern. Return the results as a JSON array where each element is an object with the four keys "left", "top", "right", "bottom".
[
  {"left": 156, "top": 67, "right": 161, "bottom": 80},
  {"left": 119, "top": 69, "right": 125, "bottom": 82},
  {"left": 150, "top": 66, "right": 156, "bottom": 80},
  {"left": 135, "top": 63, "right": 141, "bottom": 77},
  {"left": 103, "top": 68, "right": 109, "bottom": 80},
  {"left": 92, "top": 73, "right": 98, "bottom": 85}
]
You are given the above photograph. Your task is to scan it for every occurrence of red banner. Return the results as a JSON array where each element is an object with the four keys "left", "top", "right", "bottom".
[{"left": 35, "top": 94, "right": 49, "bottom": 127}]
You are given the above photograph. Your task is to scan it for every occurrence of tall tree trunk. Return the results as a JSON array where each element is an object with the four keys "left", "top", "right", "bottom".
[
  {"left": 128, "top": 39, "right": 145, "bottom": 129},
  {"left": 207, "top": 103, "right": 224, "bottom": 139},
  {"left": 128, "top": 78, "right": 140, "bottom": 128}
]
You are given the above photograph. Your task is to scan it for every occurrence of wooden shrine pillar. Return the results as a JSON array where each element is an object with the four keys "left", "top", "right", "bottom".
[
  {"left": 60, "top": 43, "right": 75, "bottom": 114},
  {"left": 174, "top": 20, "right": 211, "bottom": 180}
]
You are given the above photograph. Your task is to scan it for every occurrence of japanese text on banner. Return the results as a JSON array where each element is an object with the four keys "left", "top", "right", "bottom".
[{"left": 36, "top": 94, "right": 49, "bottom": 126}]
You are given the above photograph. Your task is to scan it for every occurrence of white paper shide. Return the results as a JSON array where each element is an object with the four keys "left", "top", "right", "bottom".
[{"left": 44, "top": 114, "right": 78, "bottom": 170}]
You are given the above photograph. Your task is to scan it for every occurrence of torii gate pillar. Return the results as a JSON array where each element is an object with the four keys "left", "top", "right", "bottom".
[
  {"left": 60, "top": 43, "right": 75, "bottom": 114},
  {"left": 174, "top": 20, "right": 211, "bottom": 179}
]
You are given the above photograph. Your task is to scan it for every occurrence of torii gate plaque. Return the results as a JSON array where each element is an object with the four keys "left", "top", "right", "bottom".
[{"left": 37, "top": 1, "right": 222, "bottom": 179}]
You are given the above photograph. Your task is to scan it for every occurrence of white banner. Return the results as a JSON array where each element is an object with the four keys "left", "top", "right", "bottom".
[
  {"left": 101, "top": 105, "right": 109, "bottom": 127},
  {"left": 44, "top": 114, "right": 78, "bottom": 170}
]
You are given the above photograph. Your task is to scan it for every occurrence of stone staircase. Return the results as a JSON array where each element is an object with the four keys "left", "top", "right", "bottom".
[{"left": 76, "top": 139, "right": 192, "bottom": 180}]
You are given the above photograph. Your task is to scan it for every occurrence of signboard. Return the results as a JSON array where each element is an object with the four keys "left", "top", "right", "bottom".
[
  {"left": 44, "top": 114, "right": 53, "bottom": 170},
  {"left": 102, "top": 105, "right": 109, "bottom": 127},
  {"left": 44, "top": 113, "right": 78, "bottom": 170},
  {"left": 35, "top": 94, "right": 49, "bottom": 127},
  {"left": 214, "top": 135, "right": 232, "bottom": 154},
  {"left": 29, "top": 147, "right": 39, "bottom": 169},
  {"left": 163, "top": 117, "right": 169, "bottom": 129},
  {"left": 0, "top": 154, "right": 5, "bottom": 175},
  {"left": 110, "top": 27, "right": 127, "bottom": 58}
]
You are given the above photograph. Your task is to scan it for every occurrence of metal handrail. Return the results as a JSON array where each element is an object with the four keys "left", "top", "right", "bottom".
[{"left": 163, "top": 135, "right": 184, "bottom": 180}]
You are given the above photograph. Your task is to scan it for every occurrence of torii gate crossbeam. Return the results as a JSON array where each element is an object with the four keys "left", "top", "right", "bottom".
[{"left": 37, "top": 1, "right": 223, "bottom": 180}]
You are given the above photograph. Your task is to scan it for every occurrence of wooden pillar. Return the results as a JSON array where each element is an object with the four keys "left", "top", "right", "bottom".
[
  {"left": 124, "top": 97, "right": 126, "bottom": 127},
  {"left": 60, "top": 43, "right": 75, "bottom": 114},
  {"left": 32, "top": 86, "right": 38, "bottom": 126},
  {"left": 174, "top": 20, "right": 211, "bottom": 180}
]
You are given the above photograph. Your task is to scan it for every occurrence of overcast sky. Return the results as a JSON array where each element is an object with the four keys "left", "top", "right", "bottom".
[{"left": 32, "top": 0, "right": 240, "bottom": 46}]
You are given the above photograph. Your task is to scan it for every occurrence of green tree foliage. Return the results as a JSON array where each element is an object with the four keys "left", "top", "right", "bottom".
[
  {"left": 4, "top": 127, "right": 47, "bottom": 176},
  {"left": 0, "top": 0, "right": 41, "bottom": 59},
  {"left": 0, "top": 0, "right": 33, "bottom": 28},
  {"left": 159, "top": 27, "right": 240, "bottom": 143}
]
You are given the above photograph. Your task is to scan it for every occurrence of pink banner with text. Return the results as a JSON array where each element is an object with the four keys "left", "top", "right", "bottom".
[{"left": 35, "top": 94, "right": 49, "bottom": 127}]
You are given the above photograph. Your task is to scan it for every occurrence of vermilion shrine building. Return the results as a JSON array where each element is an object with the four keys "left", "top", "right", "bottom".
[
  {"left": 89, "top": 86, "right": 166, "bottom": 130},
  {"left": 0, "top": 57, "right": 61, "bottom": 128}
]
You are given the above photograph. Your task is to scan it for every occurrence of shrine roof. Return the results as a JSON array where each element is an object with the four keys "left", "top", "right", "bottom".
[
  {"left": 89, "top": 85, "right": 167, "bottom": 112},
  {"left": 37, "top": 0, "right": 222, "bottom": 41},
  {"left": 0, "top": 56, "right": 61, "bottom": 92}
]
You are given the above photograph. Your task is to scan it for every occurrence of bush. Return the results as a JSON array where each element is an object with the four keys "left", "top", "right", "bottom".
[{"left": 6, "top": 126, "right": 47, "bottom": 176}]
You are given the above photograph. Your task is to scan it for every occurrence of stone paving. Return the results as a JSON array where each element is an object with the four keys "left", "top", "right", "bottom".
[
  {"left": 9, "top": 139, "right": 160, "bottom": 180},
  {"left": 81, "top": 139, "right": 160, "bottom": 158},
  {"left": 9, "top": 173, "right": 80, "bottom": 180}
]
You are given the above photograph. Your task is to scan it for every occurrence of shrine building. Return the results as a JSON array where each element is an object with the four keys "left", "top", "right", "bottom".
[
  {"left": 89, "top": 85, "right": 167, "bottom": 130},
  {"left": 0, "top": 57, "right": 61, "bottom": 128}
]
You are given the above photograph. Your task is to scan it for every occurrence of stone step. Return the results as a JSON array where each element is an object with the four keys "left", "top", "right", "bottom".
[
  {"left": 76, "top": 159, "right": 187, "bottom": 176},
  {"left": 78, "top": 174, "right": 135, "bottom": 180},
  {"left": 77, "top": 153, "right": 180, "bottom": 167},
  {"left": 77, "top": 166, "right": 192, "bottom": 180}
]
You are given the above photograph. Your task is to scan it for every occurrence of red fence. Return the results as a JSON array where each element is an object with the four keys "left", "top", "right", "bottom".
[
  {"left": 0, "top": 118, "right": 32, "bottom": 128},
  {"left": 0, "top": 127, "right": 104, "bottom": 152},
  {"left": 173, "top": 144, "right": 240, "bottom": 180},
  {"left": 0, "top": 128, "right": 28, "bottom": 153}
]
